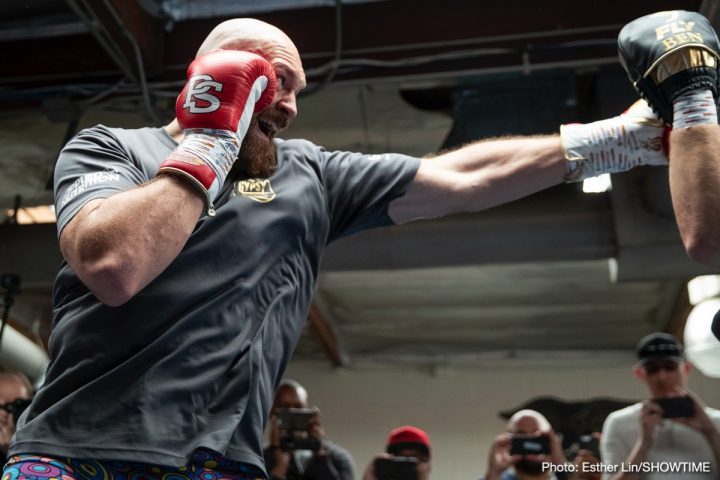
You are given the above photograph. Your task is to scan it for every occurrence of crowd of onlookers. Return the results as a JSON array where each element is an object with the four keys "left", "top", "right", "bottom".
[
  {"left": 260, "top": 332, "right": 719, "bottom": 480},
  {"left": 2, "top": 332, "right": 718, "bottom": 480}
]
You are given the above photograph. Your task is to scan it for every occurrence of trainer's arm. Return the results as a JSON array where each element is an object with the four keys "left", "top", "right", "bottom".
[
  {"left": 668, "top": 124, "right": 720, "bottom": 268},
  {"left": 59, "top": 175, "right": 203, "bottom": 307},
  {"left": 388, "top": 135, "right": 566, "bottom": 223}
]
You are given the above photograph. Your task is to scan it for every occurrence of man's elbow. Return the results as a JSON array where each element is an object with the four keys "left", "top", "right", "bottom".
[
  {"left": 683, "top": 233, "right": 720, "bottom": 268},
  {"left": 75, "top": 256, "right": 140, "bottom": 307}
]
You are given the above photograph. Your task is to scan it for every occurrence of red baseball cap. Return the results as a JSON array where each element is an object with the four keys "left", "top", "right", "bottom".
[{"left": 386, "top": 425, "right": 431, "bottom": 458}]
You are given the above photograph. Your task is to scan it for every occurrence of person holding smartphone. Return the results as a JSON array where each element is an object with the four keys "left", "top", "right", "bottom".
[
  {"left": 482, "top": 409, "right": 567, "bottom": 480},
  {"left": 265, "top": 379, "right": 355, "bottom": 480},
  {"left": 362, "top": 425, "right": 432, "bottom": 480},
  {"left": 600, "top": 333, "right": 720, "bottom": 479}
]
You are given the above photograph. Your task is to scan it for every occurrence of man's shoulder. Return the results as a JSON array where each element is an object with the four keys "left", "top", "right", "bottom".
[
  {"left": 275, "top": 137, "right": 322, "bottom": 155},
  {"left": 605, "top": 402, "right": 642, "bottom": 423},
  {"left": 72, "top": 124, "right": 169, "bottom": 148},
  {"left": 323, "top": 439, "right": 354, "bottom": 460},
  {"left": 76, "top": 124, "right": 148, "bottom": 137}
]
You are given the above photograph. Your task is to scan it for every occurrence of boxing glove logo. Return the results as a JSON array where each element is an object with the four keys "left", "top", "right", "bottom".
[{"left": 183, "top": 74, "right": 223, "bottom": 113}]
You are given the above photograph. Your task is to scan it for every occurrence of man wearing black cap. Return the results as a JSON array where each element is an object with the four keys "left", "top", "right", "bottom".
[{"left": 600, "top": 333, "right": 720, "bottom": 479}]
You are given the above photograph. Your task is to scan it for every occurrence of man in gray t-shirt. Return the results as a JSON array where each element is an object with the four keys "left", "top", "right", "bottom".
[{"left": 5, "top": 14, "right": 710, "bottom": 480}]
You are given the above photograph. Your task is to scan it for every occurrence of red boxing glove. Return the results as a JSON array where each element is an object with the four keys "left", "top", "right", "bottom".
[{"left": 159, "top": 50, "right": 276, "bottom": 215}]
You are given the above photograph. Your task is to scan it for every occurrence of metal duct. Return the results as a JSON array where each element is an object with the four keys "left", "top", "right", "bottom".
[{"left": 0, "top": 325, "right": 49, "bottom": 385}]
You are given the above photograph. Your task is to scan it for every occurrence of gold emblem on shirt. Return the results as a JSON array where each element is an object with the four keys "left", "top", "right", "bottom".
[{"left": 232, "top": 178, "right": 276, "bottom": 203}]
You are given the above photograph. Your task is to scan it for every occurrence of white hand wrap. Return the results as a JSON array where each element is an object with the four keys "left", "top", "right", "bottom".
[
  {"left": 672, "top": 89, "right": 718, "bottom": 129},
  {"left": 562, "top": 100, "right": 668, "bottom": 182}
]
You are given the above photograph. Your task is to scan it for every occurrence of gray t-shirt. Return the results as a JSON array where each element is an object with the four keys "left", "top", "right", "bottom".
[{"left": 10, "top": 125, "right": 420, "bottom": 473}]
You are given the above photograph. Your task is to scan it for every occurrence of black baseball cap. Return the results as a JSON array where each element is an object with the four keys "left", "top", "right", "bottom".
[{"left": 636, "top": 332, "right": 684, "bottom": 366}]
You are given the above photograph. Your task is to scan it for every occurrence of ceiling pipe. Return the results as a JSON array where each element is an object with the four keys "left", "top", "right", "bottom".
[{"left": 0, "top": 324, "right": 49, "bottom": 385}]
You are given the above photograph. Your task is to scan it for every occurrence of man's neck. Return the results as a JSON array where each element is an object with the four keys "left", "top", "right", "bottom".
[{"left": 165, "top": 119, "right": 183, "bottom": 142}]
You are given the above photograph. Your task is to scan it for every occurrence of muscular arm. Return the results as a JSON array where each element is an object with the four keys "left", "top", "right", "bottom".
[
  {"left": 60, "top": 174, "right": 203, "bottom": 306},
  {"left": 388, "top": 135, "right": 566, "bottom": 223},
  {"left": 668, "top": 124, "right": 720, "bottom": 267}
]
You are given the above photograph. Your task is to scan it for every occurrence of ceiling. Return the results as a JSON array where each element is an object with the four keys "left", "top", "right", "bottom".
[{"left": 1, "top": 0, "right": 719, "bottom": 376}]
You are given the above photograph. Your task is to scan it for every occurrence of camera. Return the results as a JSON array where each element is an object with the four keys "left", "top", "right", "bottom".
[
  {"left": 275, "top": 407, "right": 320, "bottom": 451},
  {"left": 276, "top": 407, "right": 315, "bottom": 431},
  {"left": 374, "top": 456, "right": 418, "bottom": 480},
  {"left": 577, "top": 434, "right": 601, "bottom": 459},
  {"left": 654, "top": 396, "right": 695, "bottom": 418},
  {"left": 510, "top": 434, "right": 550, "bottom": 455}
]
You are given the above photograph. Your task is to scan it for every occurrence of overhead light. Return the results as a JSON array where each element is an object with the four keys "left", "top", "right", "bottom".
[
  {"left": 687, "top": 275, "right": 720, "bottom": 305},
  {"left": 582, "top": 173, "right": 611, "bottom": 193},
  {"left": 685, "top": 298, "right": 720, "bottom": 378},
  {"left": 4, "top": 205, "right": 56, "bottom": 224}
]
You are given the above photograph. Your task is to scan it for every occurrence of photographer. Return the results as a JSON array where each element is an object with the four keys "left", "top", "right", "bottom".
[
  {"left": 0, "top": 372, "right": 33, "bottom": 464},
  {"left": 482, "top": 409, "right": 567, "bottom": 480},
  {"left": 600, "top": 333, "right": 720, "bottom": 480},
  {"left": 362, "top": 425, "right": 432, "bottom": 480},
  {"left": 264, "top": 380, "right": 354, "bottom": 480}
]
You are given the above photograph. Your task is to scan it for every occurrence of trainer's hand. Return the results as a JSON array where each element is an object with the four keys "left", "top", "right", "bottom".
[
  {"left": 618, "top": 10, "right": 720, "bottom": 125},
  {"left": 158, "top": 50, "right": 276, "bottom": 215}
]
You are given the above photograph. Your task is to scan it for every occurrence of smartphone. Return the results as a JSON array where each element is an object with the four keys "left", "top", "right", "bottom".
[
  {"left": 374, "top": 457, "right": 418, "bottom": 480},
  {"left": 578, "top": 434, "right": 601, "bottom": 459},
  {"left": 510, "top": 434, "right": 550, "bottom": 455},
  {"left": 276, "top": 407, "right": 319, "bottom": 452},
  {"left": 654, "top": 396, "right": 695, "bottom": 418},
  {"left": 275, "top": 407, "right": 315, "bottom": 431}
]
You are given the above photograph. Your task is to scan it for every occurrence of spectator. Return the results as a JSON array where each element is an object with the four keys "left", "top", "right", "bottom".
[
  {"left": 265, "top": 379, "right": 354, "bottom": 480},
  {"left": 362, "top": 425, "right": 431, "bottom": 480},
  {"left": 483, "top": 409, "right": 567, "bottom": 480},
  {"left": 600, "top": 333, "right": 720, "bottom": 479}
]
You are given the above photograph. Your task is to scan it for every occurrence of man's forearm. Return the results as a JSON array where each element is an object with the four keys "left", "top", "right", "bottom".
[
  {"left": 434, "top": 135, "right": 566, "bottom": 214},
  {"left": 62, "top": 174, "right": 204, "bottom": 306},
  {"left": 390, "top": 135, "right": 566, "bottom": 222},
  {"left": 669, "top": 124, "right": 720, "bottom": 267}
]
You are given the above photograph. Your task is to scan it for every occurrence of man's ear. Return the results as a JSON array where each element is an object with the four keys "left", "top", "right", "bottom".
[{"left": 633, "top": 365, "right": 645, "bottom": 380}]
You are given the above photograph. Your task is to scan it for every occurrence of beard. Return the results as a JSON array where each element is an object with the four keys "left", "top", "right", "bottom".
[
  {"left": 230, "top": 108, "right": 288, "bottom": 179},
  {"left": 515, "top": 459, "right": 546, "bottom": 476}
]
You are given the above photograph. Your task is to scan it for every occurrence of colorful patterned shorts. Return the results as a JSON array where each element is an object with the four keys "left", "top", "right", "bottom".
[{"left": 2, "top": 448, "right": 264, "bottom": 480}]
